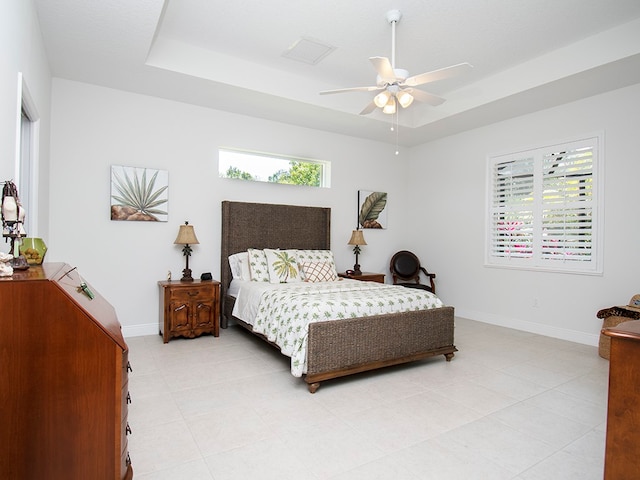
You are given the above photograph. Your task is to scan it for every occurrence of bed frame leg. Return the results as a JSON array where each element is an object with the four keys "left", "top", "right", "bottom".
[
  {"left": 444, "top": 352, "right": 455, "bottom": 362},
  {"left": 307, "top": 382, "right": 320, "bottom": 393}
]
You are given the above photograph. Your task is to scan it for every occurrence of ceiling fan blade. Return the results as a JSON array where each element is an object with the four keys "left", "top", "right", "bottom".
[
  {"left": 404, "top": 62, "right": 473, "bottom": 87},
  {"left": 369, "top": 57, "right": 397, "bottom": 84},
  {"left": 320, "top": 85, "right": 382, "bottom": 95},
  {"left": 404, "top": 88, "right": 446, "bottom": 106},
  {"left": 359, "top": 101, "right": 377, "bottom": 115}
]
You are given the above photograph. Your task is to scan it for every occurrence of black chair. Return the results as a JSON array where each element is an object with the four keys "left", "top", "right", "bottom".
[{"left": 389, "top": 250, "right": 436, "bottom": 293}]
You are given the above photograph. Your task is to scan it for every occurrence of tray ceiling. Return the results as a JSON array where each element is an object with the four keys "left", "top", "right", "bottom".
[{"left": 34, "top": 0, "right": 640, "bottom": 146}]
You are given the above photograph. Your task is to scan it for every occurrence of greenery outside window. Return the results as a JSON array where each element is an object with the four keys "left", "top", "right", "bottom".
[
  {"left": 219, "top": 148, "right": 330, "bottom": 188},
  {"left": 486, "top": 134, "right": 603, "bottom": 274}
]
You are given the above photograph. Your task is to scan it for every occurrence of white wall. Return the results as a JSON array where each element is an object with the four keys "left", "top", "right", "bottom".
[
  {"left": 407, "top": 83, "right": 640, "bottom": 345},
  {"left": 8, "top": 0, "right": 640, "bottom": 344},
  {"left": 47, "top": 80, "right": 640, "bottom": 343},
  {"left": 0, "top": 0, "right": 51, "bottom": 239},
  {"left": 48, "top": 79, "right": 411, "bottom": 336}
]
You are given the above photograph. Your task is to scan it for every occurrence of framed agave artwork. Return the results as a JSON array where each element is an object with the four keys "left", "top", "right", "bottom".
[
  {"left": 110, "top": 165, "right": 169, "bottom": 222},
  {"left": 358, "top": 190, "right": 387, "bottom": 229}
]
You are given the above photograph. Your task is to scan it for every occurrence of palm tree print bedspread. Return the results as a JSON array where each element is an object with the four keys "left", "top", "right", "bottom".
[{"left": 248, "top": 280, "right": 444, "bottom": 376}]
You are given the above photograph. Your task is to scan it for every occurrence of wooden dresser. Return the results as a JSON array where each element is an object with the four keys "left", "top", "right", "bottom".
[
  {"left": 0, "top": 263, "right": 133, "bottom": 479},
  {"left": 602, "top": 319, "right": 640, "bottom": 479}
]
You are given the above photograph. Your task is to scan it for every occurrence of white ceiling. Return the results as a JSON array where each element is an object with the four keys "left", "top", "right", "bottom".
[{"left": 33, "top": 0, "right": 640, "bottom": 146}]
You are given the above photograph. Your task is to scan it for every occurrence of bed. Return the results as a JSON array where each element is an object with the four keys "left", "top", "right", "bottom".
[{"left": 220, "top": 200, "right": 456, "bottom": 392}]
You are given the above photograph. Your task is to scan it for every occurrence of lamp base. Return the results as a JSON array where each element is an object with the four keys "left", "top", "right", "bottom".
[
  {"left": 352, "top": 264, "right": 362, "bottom": 275},
  {"left": 180, "top": 249, "right": 194, "bottom": 281},
  {"left": 180, "top": 268, "right": 194, "bottom": 282},
  {"left": 11, "top": 255, "right": 29, "bottom": 271}
]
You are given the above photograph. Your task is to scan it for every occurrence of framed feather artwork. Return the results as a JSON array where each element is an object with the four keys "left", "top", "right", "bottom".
[{"left": 358, "top": 190, "right": 387, "bottom": 229}]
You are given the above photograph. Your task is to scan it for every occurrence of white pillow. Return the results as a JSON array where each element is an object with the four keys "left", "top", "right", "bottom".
[
  {"left": 247, "top": 248, "right": 270, "bottom": 282},
  {"left": 238, "top": 255, "right": 251, "bottom": 281},
  {"left": 264, "top": 249, "right": 301, "bottom": 283},
  {"left": 300, "top": 261, "right": 338, "bottom": 282},
  {"left": 295, "top": 250, "right": 336, "bottom": 280},
  {"left": 228, "top": 252, "right": 251, "bottom": 281}
]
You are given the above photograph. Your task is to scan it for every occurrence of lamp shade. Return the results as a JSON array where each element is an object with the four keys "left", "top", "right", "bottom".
[
  {"left": 397, "top": 90, "right": 414, "bottom": 108},
  {"left": 374, "top": 90, "right": 391, "bottom": 108},
  {"left": 174, "top": 222, "right": 199, "bottom": 245},
  {"left": 348, "top": 229, "right": 367, "bottom": 246},
  {"left": 382, "top": 97, "right": 397, "bottom": 115}
]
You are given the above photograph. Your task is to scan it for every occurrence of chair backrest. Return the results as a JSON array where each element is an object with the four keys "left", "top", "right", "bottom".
[{"left": 390, "top": 250, "right": 421, "bottom": 283}]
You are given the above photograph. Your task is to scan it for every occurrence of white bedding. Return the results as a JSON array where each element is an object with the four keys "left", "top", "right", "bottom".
[
  {"left": 231, "top": 279, "right": 444, "bottom": 376},
  {"left": 227, "top": 279, "right": 244, "bottom": 298}
]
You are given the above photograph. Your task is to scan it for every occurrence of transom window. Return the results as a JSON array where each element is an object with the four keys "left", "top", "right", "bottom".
[
  {"left": 486, "top": 134, "right": 603, "bottom": 274},
  {"left": 218, "top": 148, "right": 330, "bottom": 188}
]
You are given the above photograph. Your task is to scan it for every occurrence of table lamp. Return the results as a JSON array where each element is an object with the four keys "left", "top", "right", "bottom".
[
  {"left": 347, "top": 229, "right": 367, "bottom": 275},
  {"left": 174, "top": 221, "right": 199, "bottom": 281}
]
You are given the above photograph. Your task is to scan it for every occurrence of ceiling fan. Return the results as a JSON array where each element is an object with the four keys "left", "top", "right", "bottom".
[{"left": 320, "top": 10, "right": 472, "bottom": 115}]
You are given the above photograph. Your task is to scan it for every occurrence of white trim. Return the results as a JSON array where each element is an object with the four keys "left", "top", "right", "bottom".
[
  {"left": 455, "top": 308, "right": 599, "bottom": 346},
  {"left": 14, "top": 73, "right": 23, "bottom": 177},
  {"left": 123, "top": 314, "right": 600, "bottom": 344},
  {"left": 122, "top": 322, "right": 159, "bottom": 338},
  {"left": 16, "top": 73, "right": 41, "bottom": 236}
]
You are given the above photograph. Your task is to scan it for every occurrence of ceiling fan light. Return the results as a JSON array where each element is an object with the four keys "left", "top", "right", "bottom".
[
  {"left": 374, "top": 91, "right": 390, "bottom": 108},
  {"left": 397, "top": 91, "right": 414, "bottom": 108},
  {"left": 382, "top": 97, "right": 397, "bottom": 114}
]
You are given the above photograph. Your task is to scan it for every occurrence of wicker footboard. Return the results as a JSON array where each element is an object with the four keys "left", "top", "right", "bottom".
[
  {"left": 305, "top": 306, "right": 456, "bottom": 392},
  {"left": 223, "top": 295, "right": 456, "bottom": 392}
]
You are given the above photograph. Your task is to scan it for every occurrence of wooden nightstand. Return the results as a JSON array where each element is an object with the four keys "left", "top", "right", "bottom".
[
  {"left": 158, "top": 280, "right": 220, "bottom": 343},
  {"left": 338, "top": 272, "right": 385, "bottom": 283}
]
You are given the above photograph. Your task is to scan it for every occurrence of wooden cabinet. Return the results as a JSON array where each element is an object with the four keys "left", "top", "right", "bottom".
[
  {"left": 338, "top": 271, "right": 385, "bottom": 283},
  {"left": 0, "top": 263, "right": 133, "bottom": 480},
  {"left": 158, "top": 280, "right": 220, "bottom": 343},
  {"left": 603, "top": 320, "right": 640, "bottom": 479}
]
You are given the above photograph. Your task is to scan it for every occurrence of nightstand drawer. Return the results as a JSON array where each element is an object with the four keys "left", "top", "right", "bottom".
[{"left": 169, "top": 284, "right": 214, "bottom": 301}]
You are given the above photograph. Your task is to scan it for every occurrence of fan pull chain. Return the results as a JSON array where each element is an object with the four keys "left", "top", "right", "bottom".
[{"left": 393, "top": 109, "right": 399, "bottom": 155}]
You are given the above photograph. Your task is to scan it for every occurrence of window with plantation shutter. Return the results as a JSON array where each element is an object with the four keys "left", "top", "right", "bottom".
[{"left": 486, "top": 134, "right": 603, "bottom": 274}]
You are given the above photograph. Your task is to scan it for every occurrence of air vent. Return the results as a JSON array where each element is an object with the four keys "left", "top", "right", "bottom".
[{"left": 282, "top": 37, "right": 335, "bottom": 65}]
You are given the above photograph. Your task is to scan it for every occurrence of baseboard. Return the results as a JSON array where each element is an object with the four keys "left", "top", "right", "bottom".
[
  {"left": 455, "top": 308, "right": 599, "bottom": 347},
  {"left": 122, "top": 323, "right": 158, "bottom": 338},
  {"left": 122, "top": 313, "right": 600, "bottom": 346}
]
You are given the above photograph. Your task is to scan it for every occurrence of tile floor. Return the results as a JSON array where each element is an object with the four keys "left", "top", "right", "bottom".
[{"left": 126, "top": 317, "right": 609, "bottom": 480}]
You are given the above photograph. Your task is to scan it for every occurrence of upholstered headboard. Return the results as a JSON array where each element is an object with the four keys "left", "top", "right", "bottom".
[{"left": 220, "top": 201, "right": 331, "bottom": 303}]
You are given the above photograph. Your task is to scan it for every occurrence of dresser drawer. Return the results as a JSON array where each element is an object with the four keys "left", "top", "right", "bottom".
[
  {"left": 121, "top": 380, "right": 129, "bottom": 418},
  {"left": 120, "top": 446, "right": 131, "bottom": 479},
  {"left": 121, "top": 416, "right": 131, "bottom": 458},
  {"left": 169, "top": 284, "right": 214, "bottom": 302}
]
